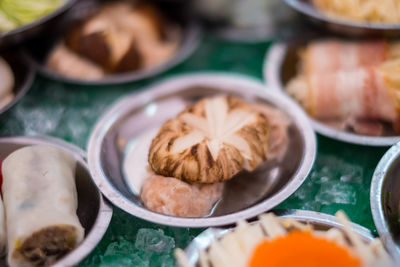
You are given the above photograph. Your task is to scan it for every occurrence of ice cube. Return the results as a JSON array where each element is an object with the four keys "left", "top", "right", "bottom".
[
  {"left": 315, "top": 182, "right": 356, "bottom": 205},
  {"left": 134, "top": 229, "right": 175, "bottom": 253}
]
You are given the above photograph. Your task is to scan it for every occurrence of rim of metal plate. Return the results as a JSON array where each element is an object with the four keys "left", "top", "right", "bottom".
[
  {"left": 26, "top": 20, "right": 202, "bottom": 86},
  {"left": 284, "top": 0, "right": 400, "bottom": 31},
  {"left": 0, "top": 135, "right": 113, "bottom": 267},
  {"left": 184, "top": 209, "right": 375, "bottom": 265},
  {"left": 263, "top": 42, "right": 400, "bottom": 146},
  {"left": 87, "top": 72, "right": 316, "bottom": 228},
  {"left": 0, "top": 52, "right": 35, "bottom": 116},
  {"left": 371, "top": 142, "right": 400, "bottom": 263}
]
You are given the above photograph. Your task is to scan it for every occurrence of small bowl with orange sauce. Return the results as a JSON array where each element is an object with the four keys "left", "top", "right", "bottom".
[{"left": 180, "top": 209, "right": 383, "bottom": 266}]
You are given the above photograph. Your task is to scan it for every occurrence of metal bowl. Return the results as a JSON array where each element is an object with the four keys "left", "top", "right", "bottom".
[
  {"left": 193, "top": 0, "right": 298, "bottom": 43},
  {"left": 24, "top": 0, "right": 201, "bottom": 85},
  {"left": 284, "top": 0, "right": 400, "bottom": 37},
  {"left": 87, "top": 73, "right": 316, "bottom": 228},
  {"left": 183, "top": 209, "right": 375, "bottom": 266},
  {"left": 371, "top": 142, "right": 400, "bottom": 263},
  {"left": 0, "top": 136, "right": 113, "bottom": 267},
  {"left": 0, "top": 50, "right": 35, "bottom": 117},
  {"left": 0, "top": 0, "right": 77, "bottom": 49},
  {"left": 264, "top": 42, "right": 400, "bottom": 146}
]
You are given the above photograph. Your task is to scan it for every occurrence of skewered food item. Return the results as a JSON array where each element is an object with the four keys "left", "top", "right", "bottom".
[
  {"left": 0, "top": 56, "right": 14, "bottom": 109},
  {"left": 46, "top": 2, "right": 180, "bottom": 80},
  {"left": 0, "top": 0, "right": 64, "bottom": 33},
  {"left": 123, "top": 95, "right": 290, "bottom": 217},
  {"left": 175, "top": 211, "right": 394, "bottom": 267},
  {"left": 2, "top": 145, "right": 84, "bottom": 267},
  {"left": 313, "top": 0, "right": 400, "bottom": 24},
  {"left": 287, "top": 40, "right": 400, "bottom": 136}
]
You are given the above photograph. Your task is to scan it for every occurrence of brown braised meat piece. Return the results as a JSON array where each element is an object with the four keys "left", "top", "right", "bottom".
[{"left": 15, "top": 226, "right": 78, "bottom": 267}]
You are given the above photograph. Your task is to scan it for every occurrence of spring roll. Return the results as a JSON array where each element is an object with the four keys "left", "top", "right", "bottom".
[{"left": 2, "top": 145, "right": 84, "bottom": 267}]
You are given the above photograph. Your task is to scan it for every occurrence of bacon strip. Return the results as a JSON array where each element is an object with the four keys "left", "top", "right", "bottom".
[
  {"left": 287, "top": 40, "right": 400, "bottom": 135},
  {"left": 305, "top": 40, "right": 387, "bottom": 74},
  {"left": 307, "top": 67, "right": 398, "bottom": 125},
  {"left": 351, "top": 120, "right": 384, "bottom": 136}
]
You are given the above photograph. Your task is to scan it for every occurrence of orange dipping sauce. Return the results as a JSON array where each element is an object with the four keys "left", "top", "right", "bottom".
[{"left": 249, "top": 231, "right": 361, "bottom": 267}]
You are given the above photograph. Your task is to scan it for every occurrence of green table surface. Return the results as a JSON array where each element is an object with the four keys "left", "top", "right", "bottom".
[{"left": 0, "top": 36, "right": 389, "bottom": 266}]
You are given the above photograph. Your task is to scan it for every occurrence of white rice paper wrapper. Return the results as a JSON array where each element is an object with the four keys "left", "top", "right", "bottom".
[{"left": 2, "top": 145, "right": 84, "bottom": 267}]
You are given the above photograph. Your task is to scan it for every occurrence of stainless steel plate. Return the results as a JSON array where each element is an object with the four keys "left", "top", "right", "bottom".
[
  {"left": 284, "top": 0, "right": 400, "bottom": 37},
  {"left": 371, "top": 142, "right": 400, "bottom": 263},
  {"left": 0, "top": 50, "right": 35, "bottom": 117},
  {"left": 24, "top": 0, "right": 201, "bottom": 85},
  {"left": 0, "top": 135, "right": 113, "bottom": 267},
  {"left": 264, "top": 42, "right": 400, "bottom": 146},
  {"left": 196, "top": 0, "right": 298, "bottom": 43},
  {"left": 183, "top": 209, "right": 375, "bottom": 266},
  {"left": 0, "top": 0, "right": 77, "bottom": 49},
  {"left": 88, "top": 73, "right": 316, "bottom": 228}
]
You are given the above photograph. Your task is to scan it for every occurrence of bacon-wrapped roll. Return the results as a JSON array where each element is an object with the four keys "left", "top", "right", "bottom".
[
  {"left": 287, "top": 40, "right": 400, "bottom": 136},
  {"left": 1, "top": 145, "right": 84, "bottom": 267},
  {"left": 304, "top": 40, "right": 388, "bottom": 73},
  {"left": 302, "top": 40, "right": 400, "bottom": 73}
]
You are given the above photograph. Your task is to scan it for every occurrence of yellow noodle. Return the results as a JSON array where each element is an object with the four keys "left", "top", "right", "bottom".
[{"left": 313, "top": 0, "right": 400, "bottom": 24}]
